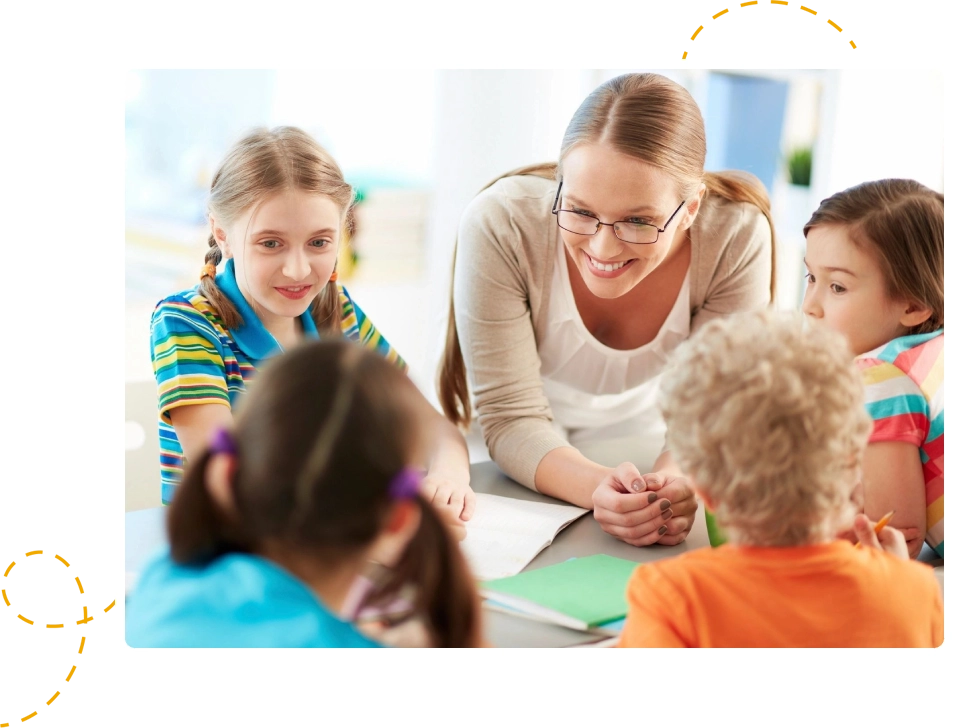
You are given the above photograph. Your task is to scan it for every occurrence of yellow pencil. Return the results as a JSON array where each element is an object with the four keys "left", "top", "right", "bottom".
[{"left": 854, "top": 510, "right": 895, "bottom": 548}]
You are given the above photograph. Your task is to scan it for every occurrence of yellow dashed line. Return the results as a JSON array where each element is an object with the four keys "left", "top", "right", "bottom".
[
  {"left": 801, "top": 5, "right": 816, "bottom": 13},
  {"left": 21, "top": 713, "right": 37, "bottom": 722},
  {"left": 55, "top": 555, "right": 70, "bottom": 567},
  {"left": 2, "top": 589, "right": 9, "bottom": 606},
  {"left": 46, "top": 624, "right": 64, "bottom": 629},
  {"left": 46, "top": 692, "right": 59, "bottom": 706},
  {"left": 24, "top": 551, "right": 42, "bottom": 557},
  {"left": 75, "top": 577, "right": 84, "bottom": 594},
  {"left": 713, "top": 9, "right": 728, "bottom": 18},
  {"left": 741, "top": 1, "right": 757, "bottom": 5},
  {"left": 18, "top": 614, "right": 33, "bottom": 625},
  {"left": 104, "top": 600, "right": 116, "bottom": 613},
  {"left": 2, "top": 721, "right": 9, "bottom": 726},
  {"left": 4, "top": 562, "right": 14, "bottom": 577},
  {"left": 828, "top": 19, "right": 842, "bottom": 31},
  {"left": 850, "top": 40, "right": 856, "bottom": 48},
  {"left": 78, "top": 636, "right": 85, "bottom": 654},
  {"left": 66, "top": 666, "right": 76, "bottom": 682},
  {"left": 692, "top": 25, "right": 703, "bottom": 39},
  {"left": 76, "top": 606, "right": 93, "bottom": 625},
  {"left": 771, "top": 1, "right": 788, "bottom": 4},
  {"left": 682, "top": 51, "right": 688, "bottom": 59}
]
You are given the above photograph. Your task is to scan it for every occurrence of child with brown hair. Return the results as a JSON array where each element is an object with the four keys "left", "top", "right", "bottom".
[
  {"left": 618, "top": 311, "right": 942, "bottom": 648},
  {"left": 803, "top": 179, "right": 943, "bottom": 558},
  {"left": 126, "top": 340, "right": 482, "bottom": 648}
]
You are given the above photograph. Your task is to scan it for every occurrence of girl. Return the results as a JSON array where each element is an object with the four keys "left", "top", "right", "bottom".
[
  {"left": 439, "top": 73, "right": 775, "bottom": 547},
  {"left": 802, "top": 179, "right": 943, "bottom": 558},
  {"left": 150, "top": 126, "right": 473, "bottom": 520},
  {"left": 126, "top": 340, "right": 482, "bottom": 647}
]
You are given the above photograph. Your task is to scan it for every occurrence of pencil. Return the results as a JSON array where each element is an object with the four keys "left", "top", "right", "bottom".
[{"left": 854, "top": 510, "right": 895, "bottom": 548}]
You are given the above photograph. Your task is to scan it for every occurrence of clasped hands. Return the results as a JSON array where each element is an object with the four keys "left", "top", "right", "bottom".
[{"left": 592, "top": 463, "right": 698, "bottom": 546}]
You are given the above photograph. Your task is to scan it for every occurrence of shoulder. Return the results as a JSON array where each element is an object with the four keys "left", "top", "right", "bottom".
[
  {"left": 151, "top": 287, "right": 224, "bottom": 338},
  {"left": 693, "top": 190, "right": 771, "bottom": 260},
  {"left": 860, "top": 548, "right": 940, "bottom": 597},
  {"left": 459, "top": 174, "right": 557, "bottom": 246}
]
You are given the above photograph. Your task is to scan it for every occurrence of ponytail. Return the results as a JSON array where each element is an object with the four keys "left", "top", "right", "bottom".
[
  {"left": 310, "top": 274, "right": 343, "bottom": 338},
  {"left": 701, "top": 170, "right": 777, "bottom": 304},
  {"left": 167, "top": 449, "right": 249, "bottom": 565},
  {"left": 198, "top": 234, "right": 244, "bottom": 330},
  {"left": 369, "top": 498, "right": 481, "bottom": 648},
  {"left": 437, "top": 163, "right": 557, "bottom": 428}
]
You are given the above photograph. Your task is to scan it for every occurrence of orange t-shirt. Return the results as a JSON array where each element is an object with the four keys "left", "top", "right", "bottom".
[{"left": 618, "top": 541, "right": 943, "bottom": 647}]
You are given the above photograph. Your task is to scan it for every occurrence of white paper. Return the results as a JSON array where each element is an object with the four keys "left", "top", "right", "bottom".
[{"left": 460, "top": 493, "right": 589, "bottom": 581}]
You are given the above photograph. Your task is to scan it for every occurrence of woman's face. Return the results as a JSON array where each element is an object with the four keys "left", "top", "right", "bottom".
[{"left": 558, "top": 143, "right": 697, "bottom": 299}]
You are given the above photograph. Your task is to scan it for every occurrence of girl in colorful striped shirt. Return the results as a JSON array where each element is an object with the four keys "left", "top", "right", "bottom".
[
  {"left": 802, "top": 179, "right": 943, "bottom": 558},
  {"left": 150, "top": 127, "right": 474, "bottom": 521}
]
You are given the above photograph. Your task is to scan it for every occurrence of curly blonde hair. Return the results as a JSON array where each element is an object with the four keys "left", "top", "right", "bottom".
[{"left": 658, "top": 311, "right": 872, "bottom": 546}]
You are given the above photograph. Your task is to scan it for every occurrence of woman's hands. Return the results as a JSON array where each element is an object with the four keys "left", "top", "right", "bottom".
[{"left": 592, "top": 463, "right": 698, "bottom": 546}]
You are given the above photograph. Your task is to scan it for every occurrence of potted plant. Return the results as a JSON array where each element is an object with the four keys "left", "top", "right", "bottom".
[{"left": 780, "top": 145, "right": 815, "bottom": 235}]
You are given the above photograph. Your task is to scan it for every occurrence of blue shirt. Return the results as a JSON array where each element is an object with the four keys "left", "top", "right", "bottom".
[{"left": 125, "top": 549, "right": 381, "bottom": 648}]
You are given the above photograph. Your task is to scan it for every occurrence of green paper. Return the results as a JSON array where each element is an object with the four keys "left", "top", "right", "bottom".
[
  {"left": 481, "top": 554, "right": 639, "bottom": 629},
  {"left": 705, "top": 507, "right": 728, "bottom": 547}
]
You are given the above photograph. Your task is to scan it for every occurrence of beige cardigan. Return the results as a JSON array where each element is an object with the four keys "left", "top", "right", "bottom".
[{"left": 454, "top": 174, "right": 773, "bottom": 490}]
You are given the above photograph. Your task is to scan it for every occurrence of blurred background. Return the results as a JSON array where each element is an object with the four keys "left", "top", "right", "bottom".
[{"left": 125, "top": 68, "right": 944, "bottom": 479}]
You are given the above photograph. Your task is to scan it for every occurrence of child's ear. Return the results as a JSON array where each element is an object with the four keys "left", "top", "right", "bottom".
[
  {"left": 899, "top": 301, "right": 933, "bottom": 329},
  {"left": 384, "top": 500, "right": 421, "bottom": 536},
  {"left": 209, "top": 215, "right": 232, "bottom": 258}
]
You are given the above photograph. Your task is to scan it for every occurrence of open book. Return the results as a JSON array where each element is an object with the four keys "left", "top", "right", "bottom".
[{"left": 460, "top": 493, "right": 589, "bottom": 581}]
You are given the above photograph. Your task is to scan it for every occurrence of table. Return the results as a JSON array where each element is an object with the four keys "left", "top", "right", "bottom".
[{"left": 125, "top": 460, "right": 943, "bottom": 647}]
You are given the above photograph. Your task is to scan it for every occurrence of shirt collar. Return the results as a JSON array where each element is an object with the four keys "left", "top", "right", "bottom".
[{"left": 215, "top": 258, "right": 319, "bottom": 361}]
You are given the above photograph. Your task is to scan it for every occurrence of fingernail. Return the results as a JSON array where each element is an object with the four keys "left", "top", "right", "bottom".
[
  {"left": 647, "top": 493, "right": 658, "bottom": 504},
  {"left": 645, "top": 476, "right": 658, "bottom": 486},
  {"left": 632, "top": 479, "right": 646, "bottom": 492},
  {"left": 658, "top": 525, "right": 668, "bottom": 535},
  {"left": 658, "top": 499, "right": 671, "bottom": 511},
  {"left": 662, "top": 509, "right": 673, "bottom": 521}
]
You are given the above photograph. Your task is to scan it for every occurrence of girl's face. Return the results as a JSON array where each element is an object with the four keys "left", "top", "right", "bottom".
[
  {"left": 557, "top": 143, "right": 700, "bottom": 299},
  {"left": 802, "top": 224, "right": 911, "bottom": 355},
  {"left": 216, "top": 190, "right": 341, "bottom": 331}
]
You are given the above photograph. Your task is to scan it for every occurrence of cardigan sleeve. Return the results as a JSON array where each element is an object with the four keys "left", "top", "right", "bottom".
[{"left": 453, "top": 185, "right": 569, "bottom": 490}]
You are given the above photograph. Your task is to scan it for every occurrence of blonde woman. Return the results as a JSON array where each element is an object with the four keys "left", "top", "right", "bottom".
[{"left": 439, "top": 73, "right": 775, "bottom": 546}]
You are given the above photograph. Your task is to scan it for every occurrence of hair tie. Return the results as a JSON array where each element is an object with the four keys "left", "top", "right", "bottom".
[
  {"left": 200, "top": 263, "right": 217, "bottom": 281},
  {"left": 329, "top": 270, "right": 338, "bottom": 283},
  {"left": 208, "top": 428, "right": 237, "bottom": 456},
  {"left": 388, "top": 468, "right": 422, "bottom": 501}
]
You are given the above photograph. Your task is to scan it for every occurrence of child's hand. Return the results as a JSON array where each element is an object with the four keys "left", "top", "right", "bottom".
[
  {"left": 421, "top": 473, "right": 476, "bottom": 522},
  {"left": 432, "top": 499, "right": 468, "bottom": 542},
  {"left": 852, "top": 513, "right": 908, "bottom": 559}
]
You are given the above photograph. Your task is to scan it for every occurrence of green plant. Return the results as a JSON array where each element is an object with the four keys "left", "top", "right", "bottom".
[{"left": 787, "top": 146, "right": 813, "bottom": 187}]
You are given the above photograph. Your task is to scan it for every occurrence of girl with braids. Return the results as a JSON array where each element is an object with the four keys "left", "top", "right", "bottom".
[
  {"left": 150, "top": 127, "right": 473, "bottom": 520},
  {"left": 126, "top": 340, "right": 482, "bottom": 648},
  {"left": 439, "top": 73, "right": 774, "bottom": 547}
]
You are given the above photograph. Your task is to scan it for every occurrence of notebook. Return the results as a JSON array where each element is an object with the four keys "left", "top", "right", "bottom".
[
  {"left": 459, "top": 493, "right": 589, "bottom": 581},
  {"left": 481, "top": 554, "right": 638, "bottom": 632}
]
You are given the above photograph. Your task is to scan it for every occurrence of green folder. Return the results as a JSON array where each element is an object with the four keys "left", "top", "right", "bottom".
[{"left": 481, "top": 554, "right": 639, "bottom": 632}]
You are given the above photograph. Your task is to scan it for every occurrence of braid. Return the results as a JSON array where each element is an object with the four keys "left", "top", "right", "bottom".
[{"left": 198, "top": 232, "right": 243, "bottom": 329}]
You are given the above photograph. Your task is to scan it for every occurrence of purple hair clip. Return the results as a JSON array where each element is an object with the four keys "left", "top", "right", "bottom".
[
  {"left": 388, "top": 467, "right": 423, "bottom": 501},
  {"left": 209, "top": 427, "right": 238, "bottom": 456}
]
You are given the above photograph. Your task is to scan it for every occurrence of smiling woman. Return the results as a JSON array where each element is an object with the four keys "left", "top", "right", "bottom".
[{"left": 438, "top": 73, "right": 776, "bottom": 548}]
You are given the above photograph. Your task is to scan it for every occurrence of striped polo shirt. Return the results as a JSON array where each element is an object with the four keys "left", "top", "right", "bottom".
[
  {"left": 856, "top": 329, "right": 944, "bottom": 557},
  {"left": 150, "top": 258, "right": 405, "bottom": 505}
]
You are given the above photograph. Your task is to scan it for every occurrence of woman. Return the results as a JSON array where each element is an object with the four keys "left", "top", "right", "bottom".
[{"left": 439, "top": 73, "right": 775, "bottom": 547}]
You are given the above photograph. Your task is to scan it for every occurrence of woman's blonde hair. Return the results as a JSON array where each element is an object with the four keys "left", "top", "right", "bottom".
[
  {"left": 438, "top": 73, "right": 777, "bottom": 427},
  {"left": 803, "top": 179, "right": 944, "bottom": 335},
  {"left": 659, "top": 311, "right": 871, "bottom": 547},
  {"left": 200, "top": 126, "right": 355, "bottom": 336}
]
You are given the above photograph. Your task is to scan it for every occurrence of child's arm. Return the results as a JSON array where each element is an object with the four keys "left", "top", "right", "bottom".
[
  {"left": 168, "top": 403, "right": 234, "bottom": 463},
  {"left": 420, "top": 406, "right": 475, "bottom": 522},
  {"left": 861, "top": 441, "right": 926, "bottom": 558}
]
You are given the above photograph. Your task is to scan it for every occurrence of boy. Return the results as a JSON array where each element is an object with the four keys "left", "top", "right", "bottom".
[{"left": 618, "top": 311, "right": 942, "bottom": 647}]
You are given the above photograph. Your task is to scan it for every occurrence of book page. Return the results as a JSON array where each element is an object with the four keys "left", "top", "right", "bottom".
[{"left": 461, "top": 494, "right": 589, "bottom": 581}]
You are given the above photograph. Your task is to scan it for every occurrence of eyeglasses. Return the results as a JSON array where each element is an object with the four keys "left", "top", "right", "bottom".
[{"left": 551, "top": 179, "right": 686, "bottom": 245}]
